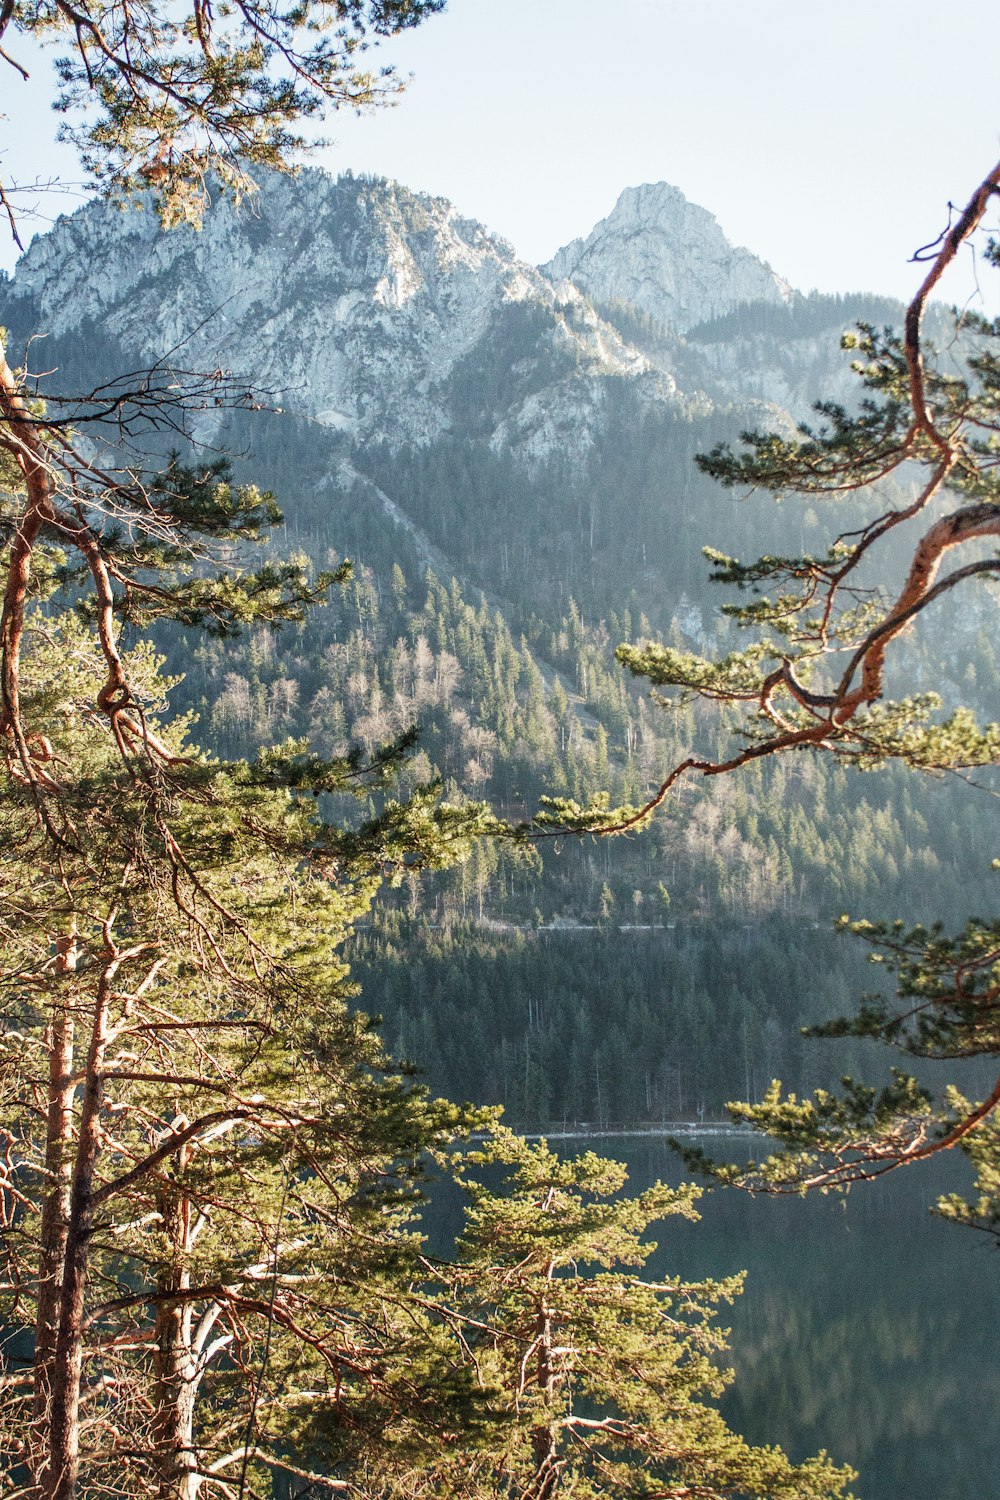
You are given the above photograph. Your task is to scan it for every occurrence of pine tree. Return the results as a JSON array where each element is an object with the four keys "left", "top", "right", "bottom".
[
  {"left": 603, "top": 157, "right": 1000, "bottom": 1233},
  {"left": 0, "top": 28, "right": 507, "bottom": 1470},
  {"left": 0, "top": 0, "right": 446, "bottom": 238},
  {"left": 0, "top": 615, "right": 494, "bottom": 1496},
  {"left": 410, "top": 1130, "right": 854, "bottom": 1500}
]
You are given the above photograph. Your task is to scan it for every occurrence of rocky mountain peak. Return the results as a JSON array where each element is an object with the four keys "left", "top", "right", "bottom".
[
  {"left": 542, "top": 181, "right": 791, "bottom": 333},
  {"left": 3, "top": 169, "right": 664, "bottom": 458}
]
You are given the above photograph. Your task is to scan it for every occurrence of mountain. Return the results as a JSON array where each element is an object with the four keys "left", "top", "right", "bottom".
[
  {"left": 537, "top": 182, "right": 913, "bottom": 421},
  {"left": 4, "top": 168, "right": 883, "bottom": 621},
  {"left": 4, "top": 170, "right": 676, "bottom": 462},
  {"left": 4, "top": 168, "right": 900, "bottom": 477},
  {"left": 542, "top": 181, "right": 791, "bottom": 333}
]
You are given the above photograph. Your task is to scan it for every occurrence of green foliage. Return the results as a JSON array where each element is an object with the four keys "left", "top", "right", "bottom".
[
  {"left": 410, "top": 1130, "right": 855, "bottom": 1499},
  {"left": 617, "top": 637, "right": 778, "bottom": 699},
  {"left": 0, "top": 619, "right": 866, "bottom": 1494},
  {"left": 349, "top": 910, "right": 881, "bottom": 1128},
  {"left": 937, "top": 1092, "right": 1000, "bottom": 1237},
  {"left": 690, "top": 290, "right": 907, "bottom": 340},
  {"left": 0, "top": 617, "right": 504, "bottom": 1491},
  {"left": 5, "top": 0, "right": 446, "bottom": 228},
  {"left": 675, "top": 905, "right": 1000, "bottom": 1217},
  {"left": 826, "top": 911, "right": 1000, "bottom": 1058},
  {"left": 147, "top": 529, "right": 999, "bottom": 932},
  {"left": 47, "top": 451, "right": 349, "bottom": 635}
]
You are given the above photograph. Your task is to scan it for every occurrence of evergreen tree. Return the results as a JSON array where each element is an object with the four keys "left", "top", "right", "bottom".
[
  {"left": 0, "top": 616, "right": 492, "bottom": 1497},
  {"left": 0, "top": 0, "right": 446, "bottom": 237},
  {"left": 606, "top": 156, "right": 1000, "bottom": 1233},
  {"left": 0, "top": 19, "right": 505, "bottom": 1473},
  {"left": 412, "top": 1130, "right": 854, "bottom": 1500}
]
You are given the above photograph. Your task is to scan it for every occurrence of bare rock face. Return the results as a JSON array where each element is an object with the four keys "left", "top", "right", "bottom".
[
  {"left": 4, "top": 170, "right": 666, "bottom": 458},
  {"left": 1, "top": 166, "right": 900, "bottom": 630},
  {"left": 542, "top": 182, "right": 791, "bottom": 333},
  {"left": 4, "top": 170, "right": 886, "bottom": 470}
]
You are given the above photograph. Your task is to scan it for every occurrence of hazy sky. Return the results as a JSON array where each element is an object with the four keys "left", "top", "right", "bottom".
[{"left": 3, "top": 0, "right": 1000, "bottom": 307}]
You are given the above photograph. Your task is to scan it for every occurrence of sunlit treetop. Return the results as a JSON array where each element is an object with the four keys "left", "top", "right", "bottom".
[{"left": 0, "top": 0, "right": 446, "bottom": 234}]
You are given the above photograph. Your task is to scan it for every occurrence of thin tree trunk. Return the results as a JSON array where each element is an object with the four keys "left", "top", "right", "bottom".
[
  {"left": 42, "top": 958, "right": 114, "bottom": 1500},
  {"left": 153, "top": 1166, "right": 201, "bottom": 1500},
  {"left": 31, "top": 928, "right": 77, "bottom": 1481},
  {"left": 530, "top": 1254, "right": 559, "bottom": 1500},
  {"left": 0, "top": 341, "right": 54, "bottom": 746}
]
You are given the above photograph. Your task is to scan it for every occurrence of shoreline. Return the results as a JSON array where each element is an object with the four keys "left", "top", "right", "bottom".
[{"left": 471, "top": 1123, "right": 760, "bottom": 1142}]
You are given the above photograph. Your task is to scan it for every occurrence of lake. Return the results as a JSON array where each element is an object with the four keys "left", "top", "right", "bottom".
[{"left": 585, "top": 1135, "right": 998, "bottom": 1500}]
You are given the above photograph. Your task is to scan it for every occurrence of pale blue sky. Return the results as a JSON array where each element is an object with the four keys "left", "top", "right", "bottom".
[{"left": 3, "top": 0, "right": 1000, "bottom": 308}]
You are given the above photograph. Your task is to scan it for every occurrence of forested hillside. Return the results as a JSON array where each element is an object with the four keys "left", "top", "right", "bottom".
[{"left": 4, "top": 170, "right": 997, "bottom": 1124}]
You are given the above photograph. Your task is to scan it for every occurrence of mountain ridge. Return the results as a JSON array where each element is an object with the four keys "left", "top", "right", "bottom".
[
  {"left": 542, "top": 180, "right": 792, "bottom": 333},
  {"left": 0, "top": 164, "right": 902, "bottom": 625},
  {"left": 3, "top": 170, "right": 677, "bottom": 460}
]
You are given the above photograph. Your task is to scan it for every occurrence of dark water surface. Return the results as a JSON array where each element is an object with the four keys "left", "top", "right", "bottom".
[
  {"left": 621, "top": 1135, "right": 998, "bottom": 1500},
  {"left": 424, "top": 1133, "right": 999, "bottom": 1500}
]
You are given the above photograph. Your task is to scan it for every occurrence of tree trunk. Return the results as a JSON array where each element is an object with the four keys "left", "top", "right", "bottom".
[
  {"left": 0, "top": 341, "right": 56, "bottom": 746},
  {"left": 529, "top": 1262, "right": 559, "bottom": 1500},
  {"left": 30, "top": 929, "right": 77, "bottom": 1484},
  {"left": 41, "top": 959, "right": 113, "bottom": 1500},
  {"left": 153, "top": 1169, "right": 201, "bottom": 1500}
]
